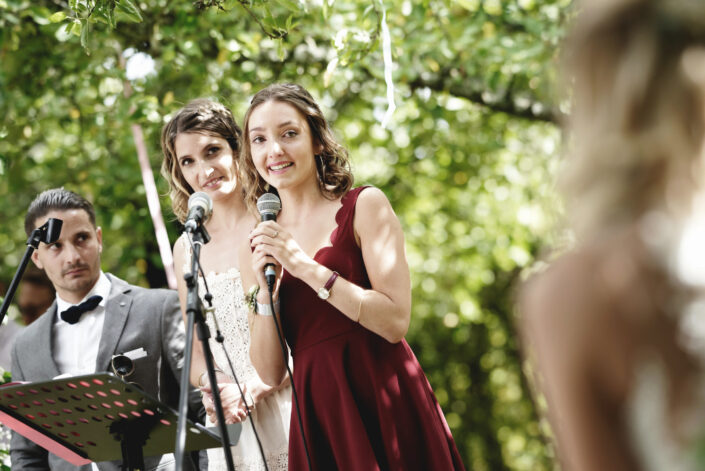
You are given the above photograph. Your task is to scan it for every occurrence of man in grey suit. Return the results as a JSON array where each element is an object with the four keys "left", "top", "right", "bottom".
[{"left": 10, "top": 188, "right": 204, "bottom": 470}]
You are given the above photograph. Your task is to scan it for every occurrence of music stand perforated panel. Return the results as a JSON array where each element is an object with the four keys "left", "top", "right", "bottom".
[{"left": 0, "top": 373, "right": 224, "bottom": 465}]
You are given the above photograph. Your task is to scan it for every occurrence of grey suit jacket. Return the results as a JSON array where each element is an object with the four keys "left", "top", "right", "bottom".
[{"left": 9, "top": 274, "right": 203, "bottom": 471}]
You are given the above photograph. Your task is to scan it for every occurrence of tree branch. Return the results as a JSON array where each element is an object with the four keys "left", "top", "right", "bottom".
[{"left": 408, "top": 74, "right": 562, "bottom": 124}]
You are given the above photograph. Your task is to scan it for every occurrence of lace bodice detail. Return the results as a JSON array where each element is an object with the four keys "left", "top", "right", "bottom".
[
  {"left": 199, "top": 269, "right": 291, "bottom": 471},
  {"left": 178, "top": 234, "right": 290, "bottom": 471},
  {"left": 198, "top": 267, "right": 258, "bottom": 385},
  {"left": 178, "top": 234, "right": 257, "bottom": 384}
]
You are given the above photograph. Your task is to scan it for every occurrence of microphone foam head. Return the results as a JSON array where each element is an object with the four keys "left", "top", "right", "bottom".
[
  {"left": 257, "top": 192, "right": 282, "bottom": 217},
  {"left": 188, "top": 192, "right": 213, "bottom": 218}
]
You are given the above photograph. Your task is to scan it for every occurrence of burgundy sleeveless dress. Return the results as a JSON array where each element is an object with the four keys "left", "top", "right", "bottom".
[{"left": 279, "top": 187, "right": 465, "bottom": 470}]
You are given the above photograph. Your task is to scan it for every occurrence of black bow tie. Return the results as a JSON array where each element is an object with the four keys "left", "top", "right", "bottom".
[{"left": 60, "top": 295, "right": 103, "bottom": 325}]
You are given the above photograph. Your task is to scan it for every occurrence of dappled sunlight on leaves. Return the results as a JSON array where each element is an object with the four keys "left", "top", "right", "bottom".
[{"left": 0, "top": 1, "right": 572, "bottom": 468}]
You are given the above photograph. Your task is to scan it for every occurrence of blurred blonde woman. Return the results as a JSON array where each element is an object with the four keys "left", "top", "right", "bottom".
[{"left": 521, "top": 1, "right": 705, "bottom": 470}]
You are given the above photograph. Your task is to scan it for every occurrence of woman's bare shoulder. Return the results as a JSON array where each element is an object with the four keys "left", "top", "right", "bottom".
[
  {"left": 355, "top": 186, "right": 392, "bottom": 214},
  {"left": 521, "top": 242, "right": 648, "bottom": 408},
  {"left": 520, "top": 250, "right": 609, "bottom": 344},
  {"left": 172, "top": 233, "right": 189, "bottom": 265},
  {"left": 523, "top": 251, "right": 598, "bottom": 307}
]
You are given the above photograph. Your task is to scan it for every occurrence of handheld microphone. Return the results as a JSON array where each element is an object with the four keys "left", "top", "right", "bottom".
[
  {"left": 256, "top": 193, "right": 282, "bottom": 289},
  {"left": 256, "top": 192, "right": 311, "bottom": 470},
  {"left": 184, "top": 192, "right": 213, "bottom": 233}
]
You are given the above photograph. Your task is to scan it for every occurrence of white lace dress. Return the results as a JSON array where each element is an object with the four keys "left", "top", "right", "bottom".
[{"left": 180, "top": 234, "right": 291, "bottom": 470}]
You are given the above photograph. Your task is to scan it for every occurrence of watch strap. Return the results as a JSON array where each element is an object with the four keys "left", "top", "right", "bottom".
[{"left": 324, "top": 271, "right": 339, "bottom": 291}]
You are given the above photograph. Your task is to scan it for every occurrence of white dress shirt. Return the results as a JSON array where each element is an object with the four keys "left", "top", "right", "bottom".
[{"left": 52, "top": 272, "right": 111, "bottom": 376}]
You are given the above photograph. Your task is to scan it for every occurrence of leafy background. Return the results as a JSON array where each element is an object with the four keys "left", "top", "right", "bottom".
[{"left": 0, "top": 0, "right": 572, "bottom": 468}]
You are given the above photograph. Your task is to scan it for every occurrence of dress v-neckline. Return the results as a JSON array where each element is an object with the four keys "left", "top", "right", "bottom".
[{"left": 309, "top": 193, "right": 351, "bottom": 262}]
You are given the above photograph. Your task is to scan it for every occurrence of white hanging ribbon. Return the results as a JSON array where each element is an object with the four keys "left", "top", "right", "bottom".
[{"left": 379, "top": 0, "right": 396, "bottom": 128}]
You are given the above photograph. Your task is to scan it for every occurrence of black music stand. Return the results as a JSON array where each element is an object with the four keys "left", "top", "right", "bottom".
[{"left": 0, "top": 373, "right": 240, "bottom": 470}]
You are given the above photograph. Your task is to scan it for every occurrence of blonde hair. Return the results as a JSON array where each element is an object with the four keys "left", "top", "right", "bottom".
[
  {"left": 160, "top": 99, "right": 242, "bottom": 222},
  {"left": 561, "top": 0, "right": 705, "bottom": 239},
  {"left": 239, "top": 83, "right": 353, "bottom": 214}
]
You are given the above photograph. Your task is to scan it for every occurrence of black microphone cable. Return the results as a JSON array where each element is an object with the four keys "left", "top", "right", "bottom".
[
  {"left": 256, "top": 192, "right": 312, "bottom": 471},
  {"left": 187, "top": 234, "right": 269, "bottom": 471},
  {"left": 264, "top": 276, "right": 313, "bottom": 471}
]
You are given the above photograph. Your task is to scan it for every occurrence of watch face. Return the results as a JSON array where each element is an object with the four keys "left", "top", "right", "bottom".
[{"left": 317, "top": 288, "right": 330, "bottom": 300}]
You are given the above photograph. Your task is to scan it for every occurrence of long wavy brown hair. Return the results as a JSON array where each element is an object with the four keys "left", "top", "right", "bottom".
[
  {"left": 160, "top": 99, "right": 243, "bottom": 222},
  {"left": 561, "top": 0, "right": 705, "bottom": 240},
  {"left": 552, "top": 0, "right": 705, "bottom": 434},
  {"left": 239, "top": 83, "right": 353, "bottom": 214}
]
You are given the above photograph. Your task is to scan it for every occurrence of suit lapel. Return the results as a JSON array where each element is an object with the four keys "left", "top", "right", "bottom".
[
  {"left": 35, "top": 303, "right": 61, "bottom": 379},
  {"left": 94, "top": 275, "right": 132, "bottom": 372}
]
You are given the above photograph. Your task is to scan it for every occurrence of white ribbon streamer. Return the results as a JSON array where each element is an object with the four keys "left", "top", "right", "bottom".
[{"left": 379, "top": 0, "right": 396, "bottom": 128}]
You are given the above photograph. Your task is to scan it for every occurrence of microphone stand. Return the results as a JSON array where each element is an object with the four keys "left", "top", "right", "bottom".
[
  {"left": 0, "top": 218, "right": 63, "bottom": 327},
  {"left": 174, "top": 225, "right": 235, "bottom": 471}
]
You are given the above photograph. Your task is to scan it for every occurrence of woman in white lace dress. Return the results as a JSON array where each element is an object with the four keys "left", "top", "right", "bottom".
[
  {"left": 521, "top": 1, "right": 705, "bottom": 470},
  {"left": 161, "top": 99, "right": 291, "bottom": 470}
]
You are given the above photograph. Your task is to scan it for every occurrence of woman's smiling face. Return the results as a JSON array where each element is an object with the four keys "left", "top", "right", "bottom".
[
  {"left": 174, "top": 132, "right": 238, "bottom": 201},
  {"left": 247, "top": 100, "right": 322, "bottom": 192}
]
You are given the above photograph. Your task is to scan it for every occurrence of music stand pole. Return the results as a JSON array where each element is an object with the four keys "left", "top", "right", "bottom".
[
  {"left": 0, "top": 218, "right": 62, "bottom": 326},
  {"left": 174, "top": 226, "right": 235, "bottom": 471}
]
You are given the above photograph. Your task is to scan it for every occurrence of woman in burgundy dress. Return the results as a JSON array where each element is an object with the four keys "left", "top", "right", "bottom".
[{"left": 239, "top": 83, "right": 464, "bottom": 470}]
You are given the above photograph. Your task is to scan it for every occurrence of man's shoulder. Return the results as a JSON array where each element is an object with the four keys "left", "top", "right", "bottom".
[
  {"left": 126, "top": 283, "right": 177, "bottom": 300},
  {"left": 0, "top": 319, "right": 24, "bottom": 338},
  {"left": 107, "top": 273, "right": 177, "bottom": 302},
  {"left": 13, "top": 306, "right": 53, "bottom": 349},
  {"left": 107, "top": 274, "right": 179, "bottom": 329},
  {"left": 1, "top": 319, "right": 26, "bottom": 358}
]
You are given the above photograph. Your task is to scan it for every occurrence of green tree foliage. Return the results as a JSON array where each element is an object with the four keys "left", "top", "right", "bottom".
[{"left": 0, "top": 0, "right": 571, "bottom": 468}]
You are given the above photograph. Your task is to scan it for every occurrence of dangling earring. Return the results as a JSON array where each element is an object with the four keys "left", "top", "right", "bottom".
[{"left": 316, "top": 154, "right": 326, "bottom": 183}]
